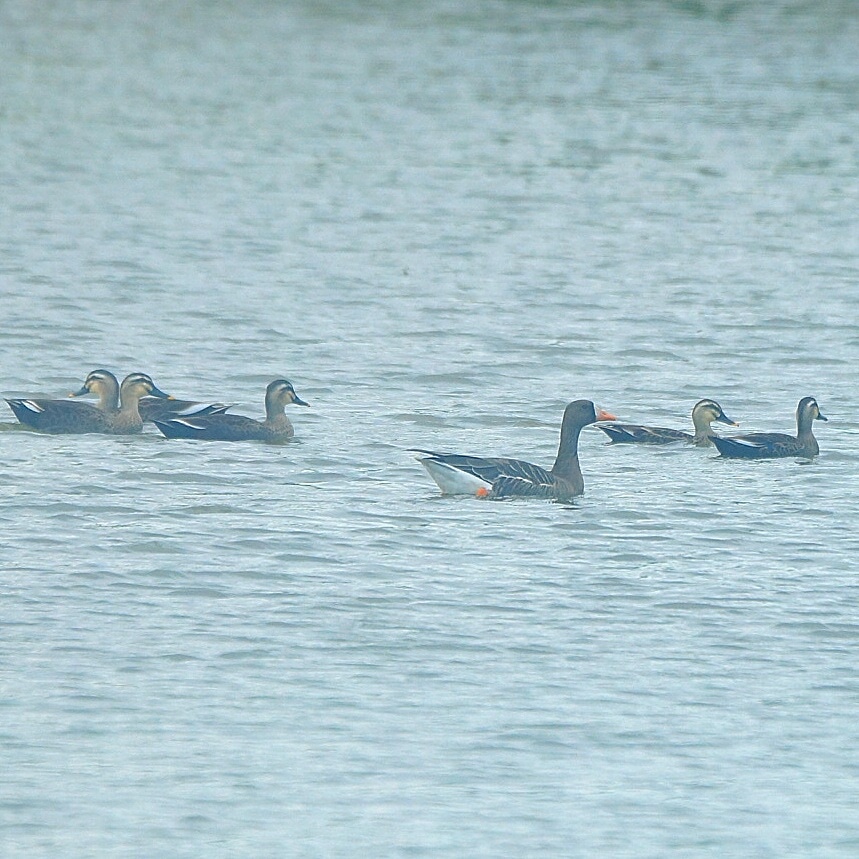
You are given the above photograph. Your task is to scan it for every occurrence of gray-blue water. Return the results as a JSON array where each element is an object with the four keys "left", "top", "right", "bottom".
[{"left": 2, "top": 1, "right": 859, "bottom": 856}]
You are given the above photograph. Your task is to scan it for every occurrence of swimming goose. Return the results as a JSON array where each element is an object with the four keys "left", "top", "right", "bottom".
[
  {"left": 412, "top": 399, "right": 616, "bottom": 501},
  {"left": 598, "top": 399, "right": 737, "bottom": 446},
  {"left": 153, "top": 379, "right": 308, "bottom": 442},
  {"left": 70, "top": 369, "right": 232, "bottom": 422},
  {"left": 6, "top": 372, "right": 170, "bottom": 434},
  {"left": 711, "top": 396, "right": 827, "bottom": 459}
]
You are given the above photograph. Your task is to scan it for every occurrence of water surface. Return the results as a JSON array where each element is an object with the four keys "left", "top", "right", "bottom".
[{"left": 2, "top": 1, "right": 859, "bottom": 856}]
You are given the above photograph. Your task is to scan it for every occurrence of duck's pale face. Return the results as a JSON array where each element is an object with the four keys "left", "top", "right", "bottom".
[
  {"left": 701, "top": 404, "right": 725, "bottom": 425},
  {"left": 287, "top": 388, "right": 309, "bottom": 407},
  {"left": 268, "top": 381, "right": 309, "bottom": 408},
  {"left": 693, "top": 400, "right": 737, "bottom": 428},
  {"left": 127, "top": 381, "right": 151, "bottom": 398},
  {"left": 70, "top": 371, "right": 116, "bottom": 399},
  {"left": 121, "top": 374, "right": 169, "bottom": 401},
  {"left": 798, "top": 398, "right": 827, "bottom": 423}
]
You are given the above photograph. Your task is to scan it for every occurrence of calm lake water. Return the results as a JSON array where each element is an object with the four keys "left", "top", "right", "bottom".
[{"left": 2, "top": 1, "right": 859, "bottom": 856}]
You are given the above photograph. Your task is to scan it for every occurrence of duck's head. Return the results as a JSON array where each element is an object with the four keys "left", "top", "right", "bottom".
[
  {"left": 692, "top": 398, "right": 738, "bottom": 430},
  {"left": 797, "top": 396, "right": 827, "bottom": 425},
  {"left": 266, "top": 379, "right": 309, "bottom": 409},
  {"left": 70, "top": 368, "right": 119, "bottom": 399},
  {"left": 120, "top": 372, "right": 171, "bottom": 402}
]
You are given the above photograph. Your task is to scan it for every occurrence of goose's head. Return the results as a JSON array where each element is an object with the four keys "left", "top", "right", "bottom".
[{"left": 562, "top": 399, "right": 616, "bottom": 430}]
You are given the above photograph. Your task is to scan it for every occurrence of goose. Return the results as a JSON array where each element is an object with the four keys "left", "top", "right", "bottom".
[{"left": 412, "top": 400, "right": 615, "bottom": 501}]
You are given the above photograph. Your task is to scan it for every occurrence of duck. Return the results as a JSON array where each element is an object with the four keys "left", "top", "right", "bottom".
[
  {"left": 411, "top": 399, "right": 616, "bottom": 502},
  {"left": 598, "top": 399, "right": 738, "bottom": 446},
  {"left": 153, "top": 378, "right": 308, "bottom": 442},
  {"left": 70, "top": 369, "right": 233, "bottom": 422},
  {"left": 5, "top": 388, "right": 108, "bottom": 434},
  {"left": 5, "top": 372, "right": 170, "bottom": 434},
  {"left": 109, "top": 373, "right": 174, "bottom": 433},
  {"left": 69, "top": 368, "right": 119, "bottom": 411},
  {"left": 710, "top": 396, "right": 827, "bottom": 459}
]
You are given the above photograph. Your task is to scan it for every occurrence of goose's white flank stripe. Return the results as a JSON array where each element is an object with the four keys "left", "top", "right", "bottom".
[{"left": 415, "top": 456, "right": 493, "bottom": 495}]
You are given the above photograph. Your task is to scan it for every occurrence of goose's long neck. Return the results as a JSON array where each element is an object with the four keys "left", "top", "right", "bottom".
[{"left": 551, "top": 422, "right": 584, "bottom": 481}]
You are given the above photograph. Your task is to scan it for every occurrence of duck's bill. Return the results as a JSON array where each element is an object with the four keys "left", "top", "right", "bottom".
[
  {"left": 150, "top": 386, "right": 172, "bottom": 400},
  {"left": 817, "top": 412, "right": 828, "bottom": 421},
  {"left": 69, "top": 385, "right": 89, "bottom": 398},
  {"left": 717, "top": 413, "right": 739, "bottom": 427},
  {"left": 294, "top": 395, "right": 310, "bottom": 407},
  {"left": 596, "top": 408, "right": 617, "bottom": 421}
]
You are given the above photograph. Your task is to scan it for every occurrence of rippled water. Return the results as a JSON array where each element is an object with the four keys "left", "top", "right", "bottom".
[{"left": 3, "top": 1, "right": 859, "bottom": 856}]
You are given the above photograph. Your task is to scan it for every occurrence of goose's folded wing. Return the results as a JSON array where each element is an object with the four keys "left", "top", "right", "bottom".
[
  {"left": 488, "top": 458, "right": 555, "bottom": 487},
  {"left": 412, "top": 451, "right": 552, "bottom": 486},
  {"left": 490, "top": 473, "right": 556, "bottom": 499}
]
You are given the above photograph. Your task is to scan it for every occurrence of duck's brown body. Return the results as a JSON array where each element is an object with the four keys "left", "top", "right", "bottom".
[
  {"left": 6, "top": 372, "right": 170, "bottom": 434},
  {"left": 711, "top": 397, "right": 827, "bottom": 459},
  {"left": 154, "top": 379, "right": 308, "bottom": 442},
  {"left": 599, "top": 399, "right": 737, "bottom": 447}
]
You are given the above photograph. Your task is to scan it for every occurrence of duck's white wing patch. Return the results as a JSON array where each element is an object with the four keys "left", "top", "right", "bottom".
[
  {"left": 729, "top": 436, "right": 765, "bottom": 448},
  {"left": 174, "top": 403, "right": 214, "bottom": 417},
  {"left": 168, "top": 418, "right": 207, "bottom": 431}
]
